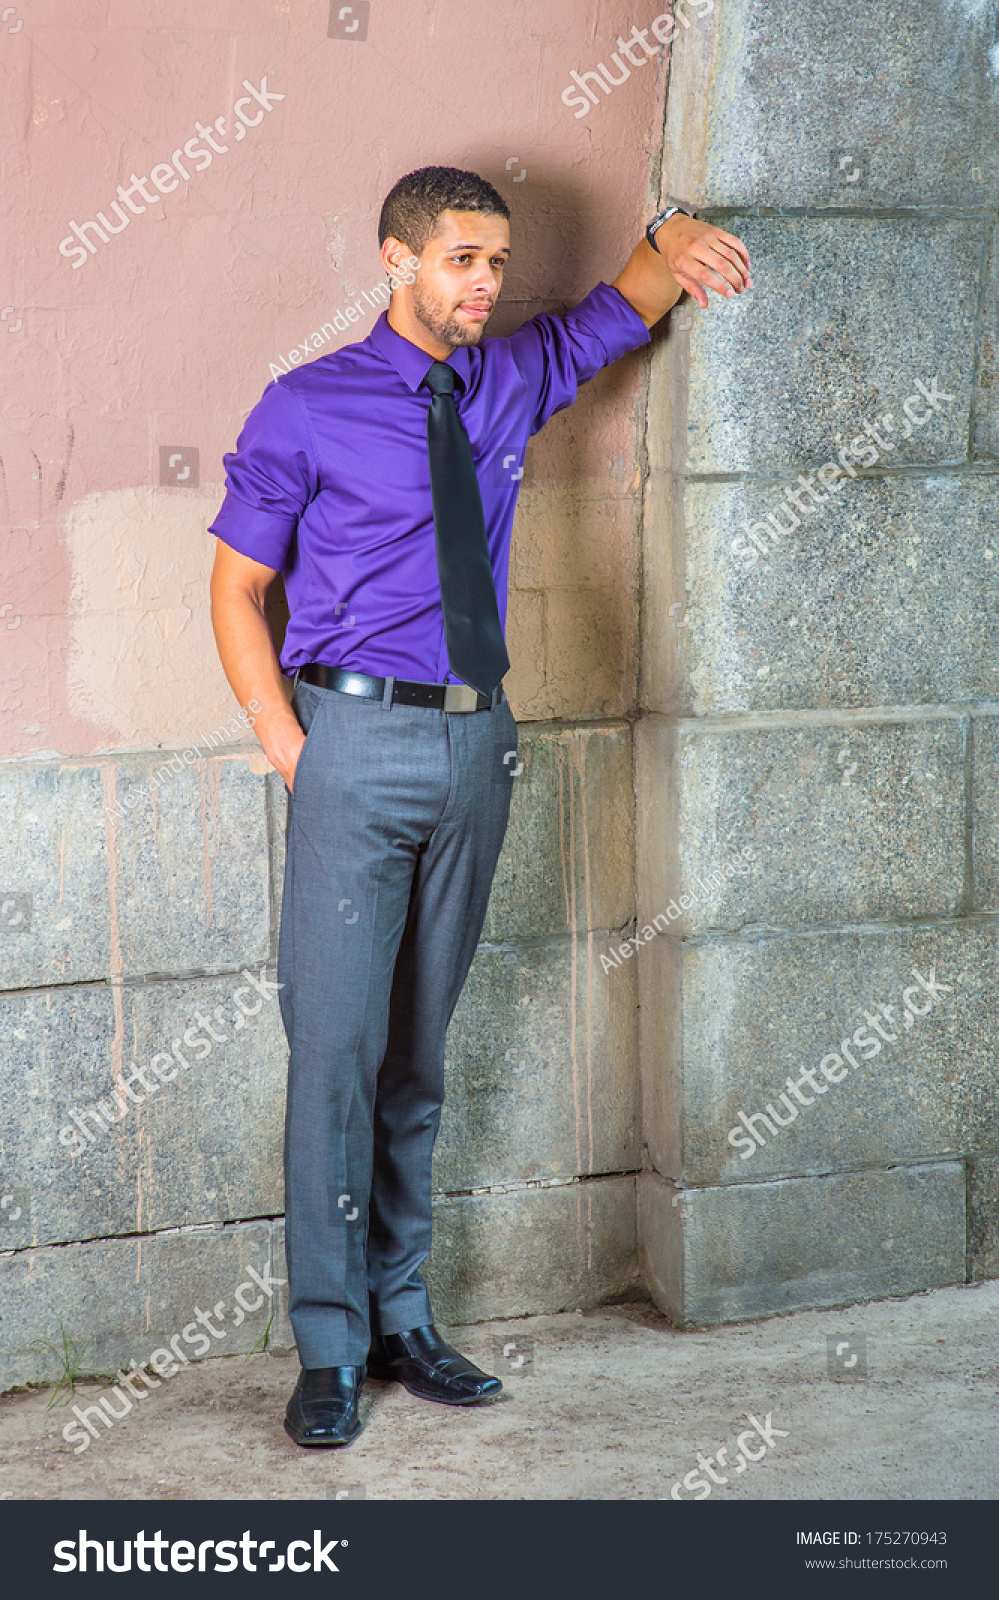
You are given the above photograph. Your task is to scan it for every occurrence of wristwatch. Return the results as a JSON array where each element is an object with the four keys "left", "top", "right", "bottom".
[{"left": 646, "top": 198, "right": 698, "bottom": 253}]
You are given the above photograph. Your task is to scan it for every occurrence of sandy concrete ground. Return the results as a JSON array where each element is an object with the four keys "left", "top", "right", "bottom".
[{"left": 1, "top": 1279, "right": 995, "bottom": 1501}]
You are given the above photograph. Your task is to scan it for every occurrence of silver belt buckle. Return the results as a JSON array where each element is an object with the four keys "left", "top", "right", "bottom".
[{"left": 443, "top": 684, "right": 481, "bottom": 713}]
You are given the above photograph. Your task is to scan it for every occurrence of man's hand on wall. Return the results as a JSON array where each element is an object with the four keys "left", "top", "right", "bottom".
[
  {"left": 613, "top": 215, "right": 751, "bottom": 327},
  {"left": 655, "top": 214, "right": 752, "bottom": 310}
]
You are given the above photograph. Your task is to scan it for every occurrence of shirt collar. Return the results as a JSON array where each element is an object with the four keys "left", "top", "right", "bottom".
[{"left": 367, "top": 310, "right": 472, "bottom": 395}]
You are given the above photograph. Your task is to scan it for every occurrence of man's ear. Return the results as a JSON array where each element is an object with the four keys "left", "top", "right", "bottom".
[{"left": 381, "top": 234, "right": 415, "bottom": 280}]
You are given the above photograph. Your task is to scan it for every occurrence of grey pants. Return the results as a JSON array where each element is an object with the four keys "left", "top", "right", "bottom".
[{"left": 277, "top": 679, "right": 517, "bottom": 1367}]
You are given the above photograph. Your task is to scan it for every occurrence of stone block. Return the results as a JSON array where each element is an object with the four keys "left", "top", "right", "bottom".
[
  {"left": 969, "top": 1156, "right": 999, "bottom": 1282},
  {"left": 663, "top": 0, "right": 999, "bottom": 211},
  {"left": 636, "top": 927, "right": 682, "bottom": 1183},
  {"left": 649, "top": 922, "right": 997, "bottom": 1188},
  {"left": 639, "top": 1162, "right": 966, "bottom": 1327},
  {"left": 509, "top": 340, "right": 649, "bottom": 498},
  {"left": 636, "top": 713, "right": 965, "bottom": 935},
  {"left": 0, "top": 969, "right": 287, "bottom": 1249},
  {"left": 504, "top": 588, "right": 547, "bottom": 720},
  {"left": 971, "top": 717, "right": 999, "bottom": 909},
  {"left": 64, "top": 486, "right": 245, "bottom": 756},
  {"left": 0, "top": 1220, "right": 290, "bottom": 1393},
  {"left": 265, "top": 767, "right": 289, "bottom": 942},
  {"left": 676, "top": 217, "right": 981, "bottom": 476},
  {"left": 482, "top": 721, "right": 634, "bottom": 943},
  {"left": 0, "top": 762, "right": 111, "bottom": 990},
  {"left": 974, "top": 244, "right": 998, "bottom": 460},
  {"left": 0, "top": 752, "right": 271, "bottom": 992},
  {"left": 101, "top": 750, "right": 272, "bottom": 977},
  {"left": 268, "top": 1217, "right": 294, "bottom": 1350},
  {"left": 426, "top": 1176, "right": 638, "bottom": 1326},
  {"left": 541, "top": 586, "right": 636, "bottom": 721},
  {"left": 638, "top": 464, "right": 690, "bottom": 717},
  {"left": 645, "top": 475, "right": 999, "bottom": 717},
  {"left": 437, "top": 937, "right": 639, "bottom": 1191},
  {"left": 511, "top": 489, "right": 638, "bottom": 595}
]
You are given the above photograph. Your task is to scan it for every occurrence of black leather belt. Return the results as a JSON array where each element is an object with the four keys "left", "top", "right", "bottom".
[{"left": 297, "top": 663, "right": 504, "bottom": 713}]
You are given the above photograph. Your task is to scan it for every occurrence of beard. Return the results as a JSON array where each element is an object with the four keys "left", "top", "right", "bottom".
[{"left": 409, "top": 276, "right": 493, "bottom": 347}]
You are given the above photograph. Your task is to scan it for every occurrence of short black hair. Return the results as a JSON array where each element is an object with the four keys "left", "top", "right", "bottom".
[{"left": 378, "top": 166, "right": 510, "bottom": 256}]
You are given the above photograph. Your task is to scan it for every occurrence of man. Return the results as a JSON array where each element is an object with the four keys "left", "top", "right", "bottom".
[{"left": 209, "top": 166, "right": 750, "bottom": 1447}]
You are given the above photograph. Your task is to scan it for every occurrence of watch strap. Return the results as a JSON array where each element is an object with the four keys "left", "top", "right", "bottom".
[{"left": 646, "top": 199, "right": 698, "bottom": 254}]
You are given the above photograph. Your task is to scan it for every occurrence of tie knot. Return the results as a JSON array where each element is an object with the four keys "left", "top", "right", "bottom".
[{"left": 423, "top": 361, "right": 456, "bottom": 398}]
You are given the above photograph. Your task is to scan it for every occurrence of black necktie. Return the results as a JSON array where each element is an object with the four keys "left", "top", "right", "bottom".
[{"left": 422, "top": 360, "right": 510, "bottom": 697}]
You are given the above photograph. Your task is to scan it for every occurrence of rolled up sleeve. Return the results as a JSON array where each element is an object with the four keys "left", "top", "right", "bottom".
[
  {"left": 209, "top": 380, "right": 318, "bottom": 571},
  {"left": 506, "top": 281, "right": 652, "bottom": 436}
]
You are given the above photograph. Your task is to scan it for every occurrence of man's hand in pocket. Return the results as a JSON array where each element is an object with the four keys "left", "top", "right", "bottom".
[{"left": 275, "top": 728, "right": 307, "bottom": 794}]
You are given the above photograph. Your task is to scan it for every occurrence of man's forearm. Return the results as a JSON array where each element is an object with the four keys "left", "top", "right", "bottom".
[
  {"left": 612, "top": 236, "right": 684, "bottom": 327},
  {"left": 209, "top": 572, "right": 304, "bottom": 784}
]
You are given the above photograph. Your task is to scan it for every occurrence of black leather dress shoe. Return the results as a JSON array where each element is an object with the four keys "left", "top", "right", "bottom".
[
  {"left": 283, "top": 1365, "right": 365, "bottom": 1447},
  {"left": 366, "top": 1325, "right": 502, "bottom": 1405}
]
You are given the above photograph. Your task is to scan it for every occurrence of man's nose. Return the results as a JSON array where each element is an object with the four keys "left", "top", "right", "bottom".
[{"left": 468, "top": 263, "right": 499, "bottom": 292}]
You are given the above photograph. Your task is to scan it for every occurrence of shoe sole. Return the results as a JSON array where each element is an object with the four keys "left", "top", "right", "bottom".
[{"left": 283, "top": 1418, "right": 361, "bottom": 1448}]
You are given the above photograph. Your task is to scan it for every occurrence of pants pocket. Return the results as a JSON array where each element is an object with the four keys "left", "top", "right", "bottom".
[{"left": 287, "top": 682, "right": 327, "bottom": 797}]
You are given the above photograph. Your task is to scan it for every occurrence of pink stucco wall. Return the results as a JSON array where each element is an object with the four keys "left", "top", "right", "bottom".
[{"left": 1, "top": 0, "right": 668, "bottom": 760}]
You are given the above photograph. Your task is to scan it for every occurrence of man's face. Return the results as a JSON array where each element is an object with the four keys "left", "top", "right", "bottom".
[{"left": 406, "top": 209, "right": 510, "bottom": 348}]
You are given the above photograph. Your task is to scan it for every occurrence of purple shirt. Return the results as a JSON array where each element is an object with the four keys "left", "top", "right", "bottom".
[{"left": 209, "top": 282, "right": 650, "bottom": 684}]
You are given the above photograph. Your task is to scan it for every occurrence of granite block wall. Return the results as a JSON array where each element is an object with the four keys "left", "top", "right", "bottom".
[{"left": 637, "top": 0, "right": 999, "bottom": 1325}]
